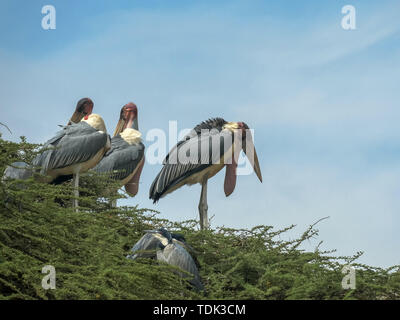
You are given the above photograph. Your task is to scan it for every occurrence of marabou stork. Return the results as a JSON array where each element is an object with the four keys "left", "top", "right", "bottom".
[
  {"left": 149, "top": 118, "right": 262, "bottom": 230},
  {"left": 2, "top": 98, "right": 95, "bottom": 183},
  {"left": 92, "top": 103, "right": 145, "bottom": 204},
  {"left": 127, "top": 228, "right": 204, "bottom": 291},
  {"left": 33, "top": 113, "right": 111, "bottom": 209}
]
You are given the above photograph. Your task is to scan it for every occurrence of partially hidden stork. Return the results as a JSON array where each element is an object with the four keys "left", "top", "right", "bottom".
[
  {"left": 92, "top": 103, "right": 145, "bottom": 205},
  {"left": 149, "top": 118, "right": 262, "bottom": 230},
  {"left": 127, "top": 228, "right": 204, "bottom": 291},
  {"left": 2, "top": 97, "right": 95, "bottom": 183},
  {"left": 33, "top": 113, "right": 111, "bottom": 209}
]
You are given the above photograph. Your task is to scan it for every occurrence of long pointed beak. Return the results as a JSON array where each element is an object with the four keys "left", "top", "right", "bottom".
[
  {"left": 144, "top": 230, "right": 158, "bottom": 234},
  {"left": 113, "top": 118, "right": 126, "bottom": 137},
  {"left": 132, "top": 116, "right": 139, "bottom": 131},
  {"left": 68, "top": 111, "right": 85, "bottom": 125},
  {"left": 243, "top": 134, "right": 263, "bottom": 182}
]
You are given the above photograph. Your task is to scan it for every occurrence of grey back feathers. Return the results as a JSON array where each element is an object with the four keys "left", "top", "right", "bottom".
[
  {"left": 191, "top": 117, "right": 228, "bottom": 134},
  {"left": 127, "top": 229, "right": 204, "bottom": 291},
  {"left": 33, "top": 121, "right": 109, "bottom": 175},
  {"left": 92, "top": 135, "right": 145, "bottom": 181},
  {"left": 127, "top": 233, "right": 164, "bottom": 260},
  {"left": 149, "top": 118, "right": 232, "bottom": 202},
  {"left": 156, "top": 242, "right": 204, "bottom": 291},
  {"left": 163, "top": 117, "right": 227, "bottom": 165},
  {"left": 2, "top": 162, "right": 33, "bottom": 182}
]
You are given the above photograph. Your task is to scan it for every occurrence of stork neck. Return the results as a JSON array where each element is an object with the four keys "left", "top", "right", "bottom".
[{"left": 125, "top": 118, "right": 133, "bottom": 130}]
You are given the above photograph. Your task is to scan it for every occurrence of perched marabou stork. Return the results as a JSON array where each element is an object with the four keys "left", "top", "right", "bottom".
[
  {"left": 92, "top": 103, "right": 145, "bottom": 204},
  {"left": 3, "top": 98, "right": 95, "bottom": 183},
  {"left": 149, "top": 118, "right": 262, "bottom": 230},
  {"left": 52, "top": 97, "right": 95, "bottom": 185},
  {"left": 127, "top": 228, "right": 204, "bottom": 291},
  {"left": 33, "top": 114, "right": 111, "bottom": 209}
]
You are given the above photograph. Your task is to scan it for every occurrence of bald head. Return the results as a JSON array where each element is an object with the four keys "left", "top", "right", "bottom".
[{"left": 68, "top": 98, "right": 94, "bottom": 125}]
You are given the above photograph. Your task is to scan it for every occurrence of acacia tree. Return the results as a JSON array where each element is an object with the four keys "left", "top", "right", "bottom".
[{"left": 0, "top": 134, "right": 399, "bottom": 300}]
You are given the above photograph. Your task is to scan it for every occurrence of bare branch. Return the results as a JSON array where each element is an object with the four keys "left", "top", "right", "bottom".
[{"left": 0, "top": 122, "right": 12, "bottom": 134}]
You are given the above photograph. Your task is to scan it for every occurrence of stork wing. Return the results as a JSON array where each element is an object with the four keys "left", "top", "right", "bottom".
[
  {"left": 149, "top": 129, "right": 233, "bottom": 202},
  {"left": 33, "top": 122, "right": 108, "bottom": 173},
  {"left": 157, "top": 243, "right": 204, "bottom": 291},
  {"left": 93, "top": 136, "right": 145, "bottom": 181},
  {"left": 2, "top": 162, "right": 33, "bottom": 181},
  {"left": 127, "top": 233, "right": 161, "bottom": 260},
  {"left": 163, "top": 118, "right": 227, "bottom": 164}
]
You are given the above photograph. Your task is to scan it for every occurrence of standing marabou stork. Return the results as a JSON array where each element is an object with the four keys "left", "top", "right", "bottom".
[
  {"left": 127, "top": 228, "right": 204, "bottom": 291},
  {"left": 149, "top": 118, "right": 262, "bottom": 230},
  {"left": 2, "top": 98, "right": 95, "bottom": 183},
  {"left": 92, "top": 103, "right": 145, "bottom": 205},
  {"left": 33, "top": 113, "right": 111, "bottom": 209}
]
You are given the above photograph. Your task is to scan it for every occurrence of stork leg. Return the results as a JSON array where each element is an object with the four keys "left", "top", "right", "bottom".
[
  {"left": 72, "top": 173, "right": 79, "bottom": 212},
  {"left": 198, "top": 177, "right": 209, "bottom": 230}
]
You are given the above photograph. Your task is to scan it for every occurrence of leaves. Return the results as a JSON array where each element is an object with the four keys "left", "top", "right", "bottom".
[{"left": 0, "top": 136, "right": 399, "bottom": 300}]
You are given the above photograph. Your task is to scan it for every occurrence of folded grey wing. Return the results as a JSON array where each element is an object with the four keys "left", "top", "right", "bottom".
[
  {"left": 93, "top": 138, "right": 145, "bottom": 181},
  {"left": 126, "top": 233, "right": 160, "bottom": 260},
  {"left": 157, "top": 243, "right": 204, "bottom": 291},
  {"left": 32, "top": 128, "right": 67, "bottom": 174},
  {"left": 162, "top": 118, "right": 227, "bottom": 164},
  {"left": 34, "top": 126, "right": 108, "bottom": 173},
  {"left": 149, "top": 130, "right": 233, "bottom": 202},
  {"left": 2, "top": 162, "right": 33, "bottom": 181}
]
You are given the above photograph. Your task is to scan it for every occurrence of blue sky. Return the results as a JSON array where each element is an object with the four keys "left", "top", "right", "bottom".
[{"left": 0, "top": 0, "right": 399, "bottom": 268}]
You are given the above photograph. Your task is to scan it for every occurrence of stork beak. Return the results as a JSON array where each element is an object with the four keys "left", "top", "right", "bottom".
[
  {"left": 242, "top": 133, "right": 263, "bottom": 182},
  {"left": 68, "top": 111, "right": 85, "bottom": 125},
  {"left": 144, "top": 230, "right": 158, "bottom": 234},
  {"left": 113, "top": 118, "right": 126, "bottom": 137},
  {"left": 132, "top": 116, "right": 139, "bottom": 131},
  {"left": 68, "top": 100, "right": 93, "bottom": 125}
]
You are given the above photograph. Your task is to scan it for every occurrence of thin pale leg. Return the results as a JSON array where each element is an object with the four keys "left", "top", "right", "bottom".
[
  {"left": 72, "top": 173, "right": 79, "bottom": 211},
  {"left": 198, "top": 178, "right": 209, "bottom": 230}
]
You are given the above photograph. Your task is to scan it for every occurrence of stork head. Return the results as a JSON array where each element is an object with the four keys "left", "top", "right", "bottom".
[
  {"left": 69, "top": 98, "right": 94, "bottom": 125},
  {"left": 144, "top": 228, "right": 173, "bottom": 244},
  {"left": 158, "top": 228, "right": 173, "bottom": 243},
  {"left": 236, "top": 121, "right": 263, "bottom": 183},
  {"left": 113, "top": 102, "right": 138, "bottom": 137}
]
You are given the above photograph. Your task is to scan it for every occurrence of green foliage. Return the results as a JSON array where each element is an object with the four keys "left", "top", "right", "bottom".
[{"left": 0, "top": 135, "right": 399, "bottom": 300}]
